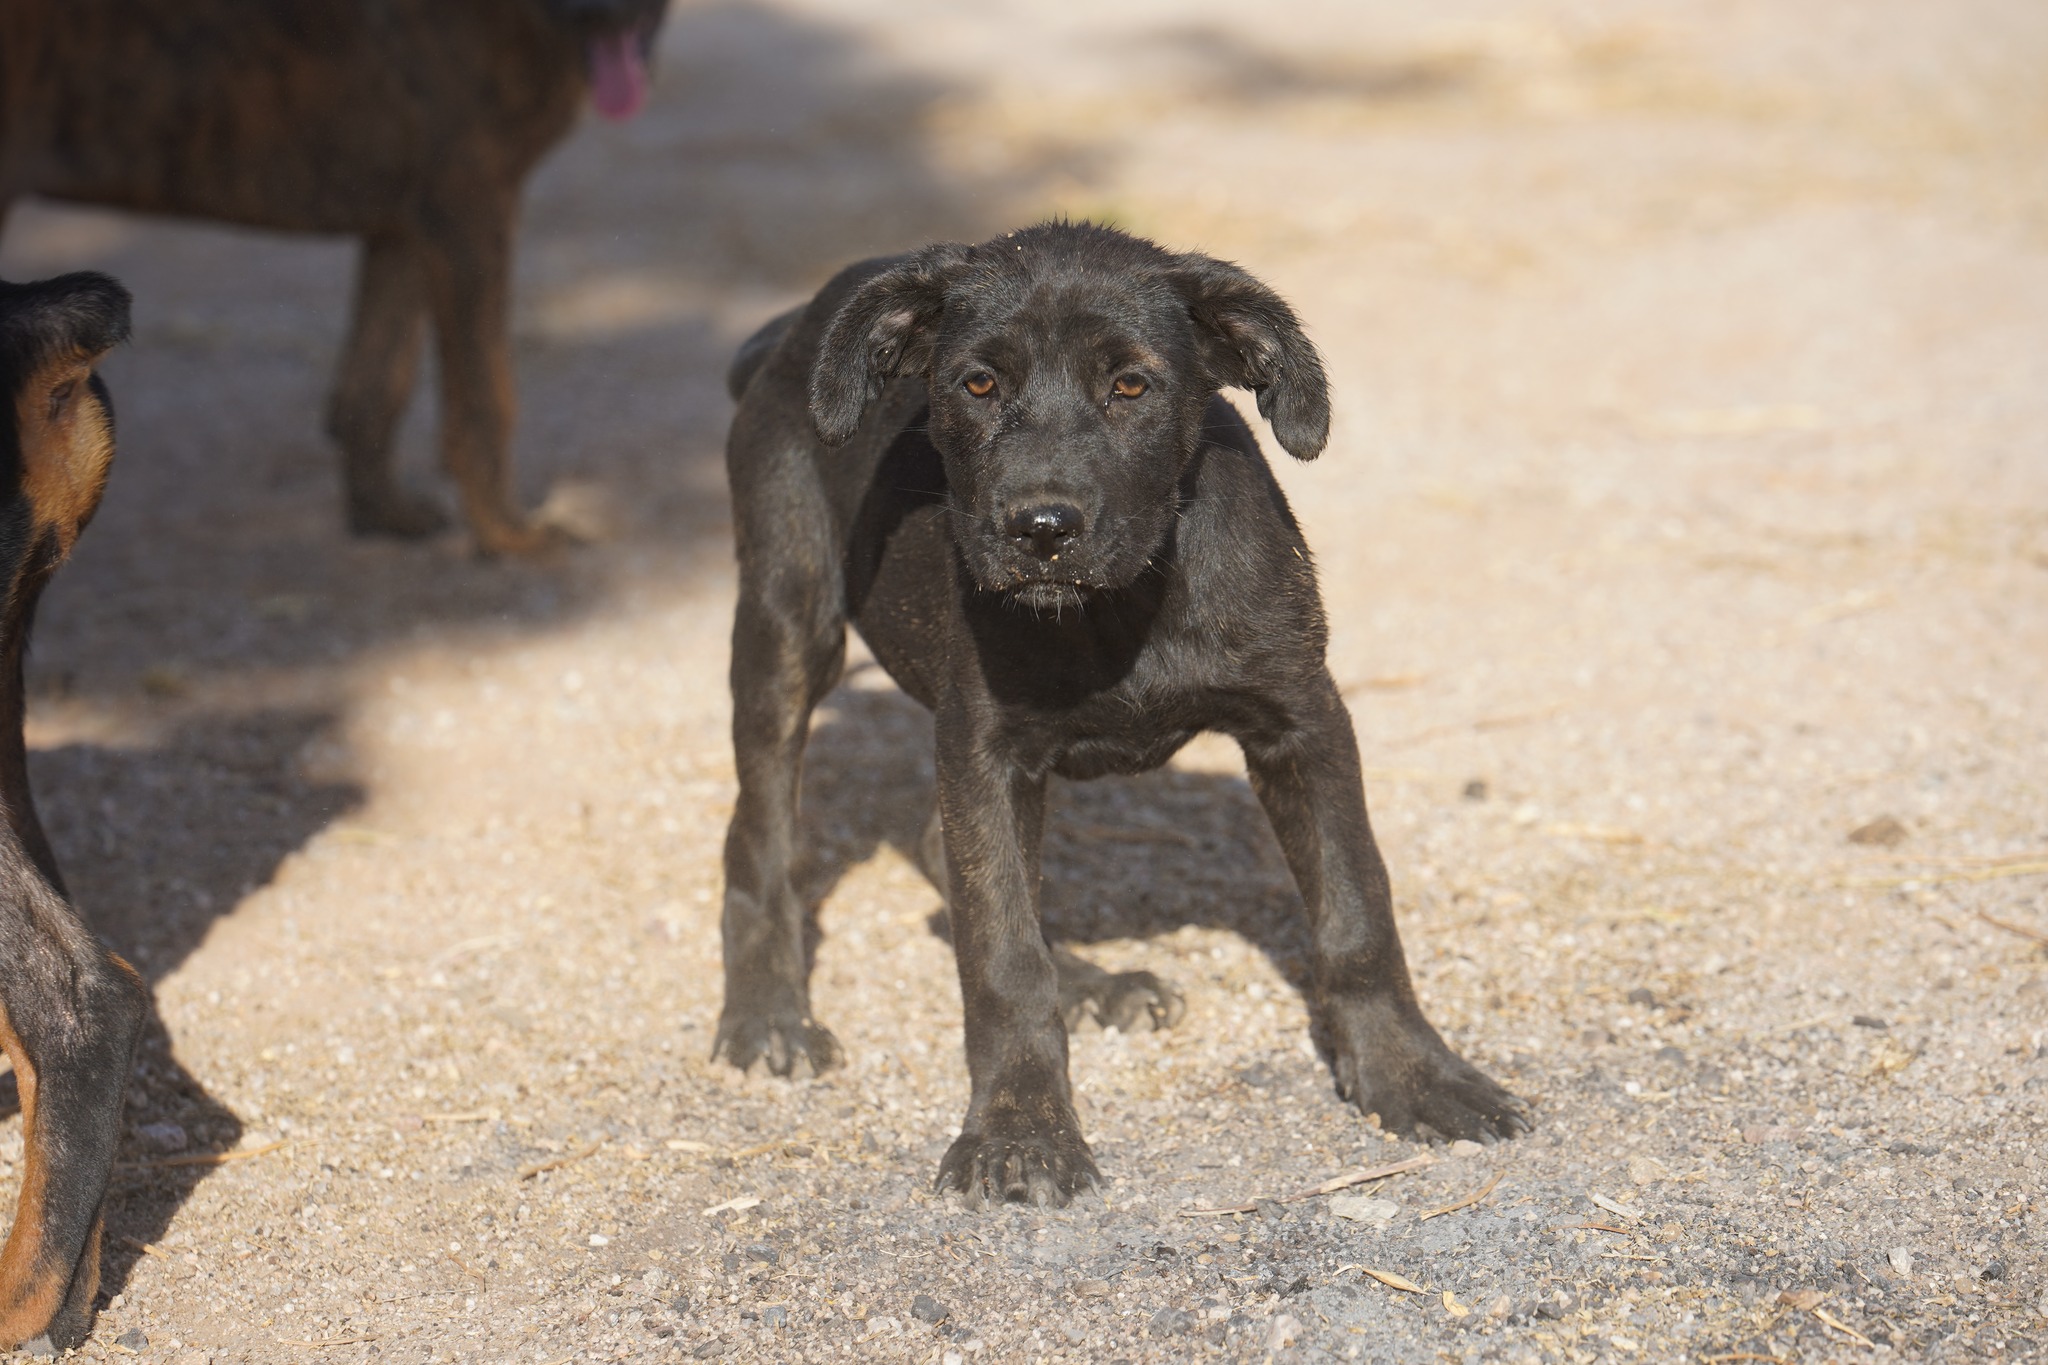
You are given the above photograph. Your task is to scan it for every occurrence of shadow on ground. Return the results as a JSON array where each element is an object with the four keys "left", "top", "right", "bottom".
[
  {"left": 794, "top": 679, "right": 1312, "bottom": 996},
  {"left": 0, "top": 0, "right": 1081, "bottom": 1305}
]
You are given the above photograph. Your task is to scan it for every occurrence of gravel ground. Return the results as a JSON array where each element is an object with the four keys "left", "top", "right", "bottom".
[{"left": 3, "top": 0, "right": 2046, "bottom": 1361}]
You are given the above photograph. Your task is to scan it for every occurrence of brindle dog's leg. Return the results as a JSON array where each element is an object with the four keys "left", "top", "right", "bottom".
[
  {"left": 712, "top": 427, "right": 846, "bottom": 1078},
  {"left": 930, "top": 708, "right": 1097, "bottom": 1207},
  {"left": 1238, "top": 674, "right": 1527, "bottom": 1141},
  {"left": 915, "top": 807, "right": 1184, "bottom": 1033},
  {"left": 325, "top": 232, "right": 447, "bottom": 538},
  {"left": 419, "top": 202, "right": 557, "bottom": 557}
]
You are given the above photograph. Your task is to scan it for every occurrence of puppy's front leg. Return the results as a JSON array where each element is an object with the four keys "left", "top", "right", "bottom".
[
  {"left": 1241, "top": 676, "right": 1528, "bottom": 1142},
  {"left": 930, "top": 706, "right": 1097, "bottom": 1207}
]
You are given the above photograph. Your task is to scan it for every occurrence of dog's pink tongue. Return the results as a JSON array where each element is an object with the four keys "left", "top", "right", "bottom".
[{"left": 587, "top": 30, "right": 648, "bottom": 121}]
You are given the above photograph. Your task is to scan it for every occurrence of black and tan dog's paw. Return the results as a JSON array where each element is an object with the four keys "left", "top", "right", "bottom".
[
  {"left": 710, "top": 1005, "right": 843, "bottom": 1080},
  {"left": 1326, "top": 1000, "right": 1529, "bottom": 1143},
  {"left": 937, "top": 1112, "right": 1100, "bottom": 1209},
  {"left": 1054, "top": 951, "right": 1186, "bottom": 1033}
]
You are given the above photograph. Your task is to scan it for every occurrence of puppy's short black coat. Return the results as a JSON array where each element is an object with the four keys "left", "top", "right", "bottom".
[{"left": 716, "top": 223, "right": 1525, "bottom": 1206}]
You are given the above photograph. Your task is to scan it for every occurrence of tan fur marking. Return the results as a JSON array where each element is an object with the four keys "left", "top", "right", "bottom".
[
  {"left": 14, "top": 355, "right": 115, "bottom": 559},
  {"left": 0, "top": 999, "right": 65, "bottom": 1343}
]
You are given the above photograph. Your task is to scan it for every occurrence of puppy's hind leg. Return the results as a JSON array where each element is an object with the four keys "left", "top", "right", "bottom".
[
  {"left": 713, "top": 474, "right": 847, "bottom": 1079},
  {"left": 325, "top": 233, "right": 448, "bottom": 538},
  {"left": 916, "top": 807, "right": 1183, "bottom": 1034}
]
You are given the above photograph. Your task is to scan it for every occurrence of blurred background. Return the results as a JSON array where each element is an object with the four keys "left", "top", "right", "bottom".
[{"left": 1, "top": 0, "right": 2044, "bottom": 1358}]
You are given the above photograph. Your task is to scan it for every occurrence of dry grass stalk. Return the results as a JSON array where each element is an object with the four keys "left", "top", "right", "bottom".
[
  {"left": 1338, "top": 1263, "right": 1425, "bottom": 1293},
  {"left": 1813, "top": 1307, "right": 1874, "bottom": 1346},
  {"left": 1976, "top": 911, "right": 2048, "bottom": 945},
  {"left": 517, "top": 1138, "right": 603, "bottom": 1180},
  {"left": 117, "top": 1139, "right": 291, "bottom": 1173},
  {"left": 1418, "top": 1171, "right": 1502, "bottom": 1221},
  {"left": 1180, "top": 1154, "right": 1434, "bottom": 1216}
]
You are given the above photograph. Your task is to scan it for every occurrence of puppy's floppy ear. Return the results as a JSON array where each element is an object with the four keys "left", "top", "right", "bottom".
[
  {"left": 809, "top": 243, "right": 968, "bottom": 446},
  {"left": 1170, "top": 254, "right": 1330, "bottom": 460}
]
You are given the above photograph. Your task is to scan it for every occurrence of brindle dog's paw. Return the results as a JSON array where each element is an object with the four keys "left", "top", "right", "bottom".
[
  {"left": 1054, "top": 950, "right": 1186, "bottom": 1033},
  {"left": 347, "top": 489, "right": 450, "bottom": 539},
  {"left": 937, "top": 1112, "right": 1100, "bottom": 1209},
  {"left": 1326, "top": 999, "right": 1529, "bottom": 1142},
  {"left": 711, "top": 1006, "right": 843, "bottom": 1080}
]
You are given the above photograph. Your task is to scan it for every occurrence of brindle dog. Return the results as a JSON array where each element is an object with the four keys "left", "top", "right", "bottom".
[
  {"left": 0, "top": 270, "right": 146, "bottom": 1352},
  {"left": 715, "top": 223, "right": 1527, "bottom": 1207},
  {"left": 0, "top": 0, "right": 666, "bottom": 555}
]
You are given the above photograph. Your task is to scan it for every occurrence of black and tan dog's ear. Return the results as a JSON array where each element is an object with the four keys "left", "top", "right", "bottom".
[
  {"left": 1170, "top": 254, "right": 1330, "bottom": 460},
  {"left": 1, "top": 273, "right": 132, "bottom": 554},
  {"left": 808, "top": 243, "right": 968, "bottom": 446}
]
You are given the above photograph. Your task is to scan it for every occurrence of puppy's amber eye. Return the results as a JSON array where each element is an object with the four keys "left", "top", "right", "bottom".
[
  {"left": 963, "top": 371, "right": 997, "bottom": 398},
  {"left": 1112, "top": 375, "right": 1148, "bottom": 399}
]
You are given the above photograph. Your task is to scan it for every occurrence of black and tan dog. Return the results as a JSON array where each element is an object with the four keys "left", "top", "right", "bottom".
[
  {"left": 714, "top": 223, "right": 1527, "bottom": 1207},
  {"left": 0, "top": 0, "right": 666, "bottom": 555},
  {"left": 0, "top": 271, "right": 146, "bottom": 1350}
]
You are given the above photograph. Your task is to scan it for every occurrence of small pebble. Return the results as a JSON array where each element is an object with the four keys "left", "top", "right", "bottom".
[
  {"left": 1328, "top": 1195, "right": 1398, "bottom": 1224},
  {"left": 1887, "top": 1247, "right": 1913, "bottom": 1277},
  {"left": 1847, "top": 815, "right": 1908, "bottom": 847},
  {"left": 1150, "top": 1306, "right": 1196, "bottom": 1335},
  {"left": 1461, "top": 779, "right": 1488, "bottom": 801},
  {"left": 20, "top": 1338, "right": 55, "bottom": 1360},
  {"left": 745, "top": 1242, "right": 777, "bottom": 1264},
  {"left": 910, "top": 1293, "right": 949, "bottom": 1324},
  {"left": 1266, "top": 1312, "right": 1302, "bottom": 1350},
  {"left": 137, "top": 1120, "right": 189, "bottom": 1153},
  {"left": 117, "top": 1329, "right": 149, "bottom": 1351},
  {"left": 1071, "top": 1278, "right": 1113, "bottom": 1298},
  {"left": 1449, "top": 1139, "right": 1485, "bottom": 1157},
  {"left": 761, "top": 1304, "right": 789, "bottom": 1329}
]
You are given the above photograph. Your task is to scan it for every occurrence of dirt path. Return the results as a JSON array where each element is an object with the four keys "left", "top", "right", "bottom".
[{"left": 2, "top": 1, "right": 2045, "bottom": 1361}]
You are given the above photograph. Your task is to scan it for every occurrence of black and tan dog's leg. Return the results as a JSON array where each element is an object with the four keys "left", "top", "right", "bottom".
[
  {"left": 325, "top": 232, "right": 448, "bottom": 539},
  {"left": 0, "top": 890, "right": 146, "bottom": 1352},
  {"left": 421, "top": 206, "right": 559, "bottom": 557},
  {"left": 1241, "top": 676, "right": 1527, "bottom": 1141},
  {"left": 930, "top": 717, "right": 1096, "bottom": 1207},
  {"left": 712, "top": 487, "right": 847, "bottom": 1077},
  {"left": 915, "top": 808, "right": 1183, "bottom": 1034}
]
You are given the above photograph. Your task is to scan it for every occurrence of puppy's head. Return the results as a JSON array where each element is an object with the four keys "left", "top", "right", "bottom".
[
  {"left": 810, "top": 223, "right": 1328, "bottom": 611},
  {"left": 0, "top": 272, "right": 131, "bottom": 591}
]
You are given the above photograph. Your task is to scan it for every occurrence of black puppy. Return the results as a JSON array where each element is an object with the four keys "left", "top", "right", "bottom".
[
  {"left": 715, "top": 223, "right": 1525, "bottom": 1207},
  {"left": 0, "top": 272, "right": 147, "bottom": 1349}
]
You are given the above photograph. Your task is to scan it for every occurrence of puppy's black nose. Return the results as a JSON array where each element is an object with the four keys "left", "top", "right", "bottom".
[{"left": 1005, "top": 504, "right": 1083, "bottom": 560}]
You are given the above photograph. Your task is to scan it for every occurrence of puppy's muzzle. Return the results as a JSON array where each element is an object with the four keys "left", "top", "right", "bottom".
[{"left": 1004, "top": 503, "right": 1084, "bottom": 561}]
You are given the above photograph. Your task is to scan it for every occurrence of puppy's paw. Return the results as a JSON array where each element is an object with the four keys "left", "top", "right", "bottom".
[
  {"left": 937, "top": 1111, "right": 1100, "bottom": 1210},
  {"left": 1060, "top": 968, "right": 1186, "bottom": 1033},
  {"left": 1052, "top": 949, "right": 1185, "bottom": 1033},
  {"left": 711, "top": 1006, "right": 843, "bottom": 1080},
  {"left": 1325, "top": 998, "right": 1529, "bottom": 1143}
]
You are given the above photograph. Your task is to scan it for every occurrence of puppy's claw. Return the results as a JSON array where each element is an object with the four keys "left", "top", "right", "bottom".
[
  {"left": 936, "top": 1119, "right": 1099, "bottom": 1210},
  {"left": 710, "top": 1010, "right": 843, "bottom": 1080}
]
